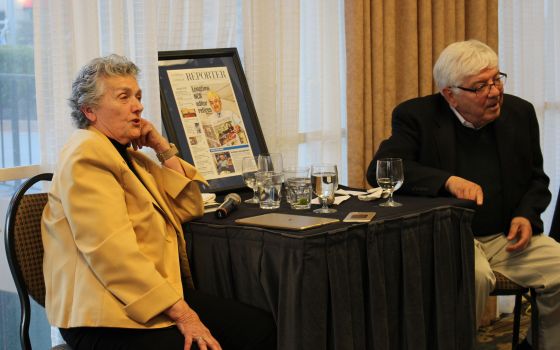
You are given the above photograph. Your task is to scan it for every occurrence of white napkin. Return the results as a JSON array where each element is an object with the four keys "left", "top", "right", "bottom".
[
  {"left": 202, "top": 193, "right": 217, "bottom": 205},
  {"left": 202, "top": 193, "right": 219, "bottom": 214},
  {"left": 335, "top": 189, "right": 368, "bottom": 196},
  {"left": 357, "top": 187, "right": 390, "bottom": 201},
  {"left": 311, "top": 194, "right": 351, "bottom": 205}
]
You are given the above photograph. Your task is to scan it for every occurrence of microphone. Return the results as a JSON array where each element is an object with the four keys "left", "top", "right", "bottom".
[{"left": 215, "top": 193, "right": 242, "bottom": 219}]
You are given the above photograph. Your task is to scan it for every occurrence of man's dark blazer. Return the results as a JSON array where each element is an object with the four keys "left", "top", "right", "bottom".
[{"left": 366, "top": 93, "right": 551, "bottom": 235}]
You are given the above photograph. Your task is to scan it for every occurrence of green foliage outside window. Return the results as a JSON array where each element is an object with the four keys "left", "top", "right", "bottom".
[
  {"left": 0, "top": 45, "right": 34, "bottom": 73},
  {"left": 0, "top": 45, "right": 36, "bottom": 122}
]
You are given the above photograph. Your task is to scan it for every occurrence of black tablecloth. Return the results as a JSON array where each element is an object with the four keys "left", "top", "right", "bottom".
[{"left": 183, "top": 191, "right": 476, "bottom": 350}]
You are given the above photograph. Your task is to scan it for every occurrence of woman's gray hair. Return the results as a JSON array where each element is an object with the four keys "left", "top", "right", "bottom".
[
  {"left": 69, "top": 54, "right": 140, "bottom": 129},
  {"left": 433, "top": 39, "right": 498, "bottom": 92}
]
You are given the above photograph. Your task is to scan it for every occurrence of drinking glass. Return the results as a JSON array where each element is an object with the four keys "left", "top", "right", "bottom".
[
  {"left": 284, "top": 166, "right": 311, "bottom": 209},
  {"left": 257, "top": 153, "right": 283, "bottom": 172},
  {"left": 256, "top": 171, "right": 283, "bottom": 209},
  {"left": 242, "top": 156, "right": 259, "bottom": 203},
  {"left": 258, "top": 153, "right": 284, "bottom": 200},
  {"left": 376, "top": 158, "right": 404, "bottom": 207},
  {"left": 311, "top": 164, "right": 338, "bottom": 214}
]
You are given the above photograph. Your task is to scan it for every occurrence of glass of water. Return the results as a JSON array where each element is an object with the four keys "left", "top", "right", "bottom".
[
  {"left": 258, "top": 153, "right": 284, "bottom": 201},
  {"left": 284, "top": 166, "right": 311, "bottom": 209},
  {"left": 376, "top": 158, "right": 404, "bottom": 207},
  {"left": 256, "top": 171, "right": 283, "bottom": 209},
  {"left": 311, "top": 164, "right": 338, "bottom": 214}
]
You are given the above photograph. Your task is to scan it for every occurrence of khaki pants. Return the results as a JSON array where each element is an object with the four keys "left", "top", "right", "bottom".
[{"left": 474, "top": 233, "right": 560, "bottom": 350}]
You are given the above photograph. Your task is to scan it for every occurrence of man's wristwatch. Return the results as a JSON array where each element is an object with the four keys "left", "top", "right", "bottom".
[{"left": 156, "top": 143, "right": 178, "bottom": 163}]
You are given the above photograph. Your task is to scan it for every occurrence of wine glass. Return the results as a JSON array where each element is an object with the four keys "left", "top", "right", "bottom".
[
  {"left": 242, "top": 156, "right": 259, "bottom": 203},
  {"left": 376, "top": 158, "right": 404, "bottom": 207},
  {"left": 311, "top": 164, "right": 338, "bottom": 213},
  {"left": 257, "top": 153, "right": 283, "bottom": 172}
]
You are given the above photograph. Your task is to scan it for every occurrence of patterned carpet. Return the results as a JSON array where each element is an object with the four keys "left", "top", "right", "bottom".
[{"left": 476, "top": 300, "right": 531, "bottom": 350}]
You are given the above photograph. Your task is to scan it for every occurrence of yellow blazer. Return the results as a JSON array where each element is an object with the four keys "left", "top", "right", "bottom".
[{"left": 42, "top": 127, "right": 206, "bottom": 329}]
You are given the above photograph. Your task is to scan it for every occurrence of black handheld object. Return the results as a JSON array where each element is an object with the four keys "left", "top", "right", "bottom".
[{"left": 215, "top": 193, "right": 242, "bottom": 219}]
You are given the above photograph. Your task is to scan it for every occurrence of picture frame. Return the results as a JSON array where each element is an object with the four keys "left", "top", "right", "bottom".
[{"left": 158, "top": 48, "right": 268, "bottom": 193}]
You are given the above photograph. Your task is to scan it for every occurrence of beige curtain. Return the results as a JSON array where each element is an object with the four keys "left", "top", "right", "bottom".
[{"left": 345, "top": 0, "right": 498, "bottom": 188}]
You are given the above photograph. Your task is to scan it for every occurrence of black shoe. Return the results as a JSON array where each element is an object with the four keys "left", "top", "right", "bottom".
[{"left": 516, "top": 338, "right": 532, "bottom": 350}]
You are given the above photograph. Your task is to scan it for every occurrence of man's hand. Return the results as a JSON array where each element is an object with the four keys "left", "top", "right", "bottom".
[
  {"left": 506, "top": 217, "right": 533, "bottom": 252},
  {"left": 444, "top": 176, "right": 484, "bottom": 205}
]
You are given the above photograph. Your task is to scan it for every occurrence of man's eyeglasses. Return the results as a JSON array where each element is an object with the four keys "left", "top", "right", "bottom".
[{"left": 453, "top": 72, "right": 507, "bottom": 96}]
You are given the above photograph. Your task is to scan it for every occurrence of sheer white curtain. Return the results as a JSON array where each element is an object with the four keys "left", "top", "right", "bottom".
[
  {"left": 33, "top": 1, "right": 345, "bottom": 346},
  {"left": 33, "top": 1, "right": 161, "bottom": 168},
  {"left": 499, "top": 0, "right": 560, "bottom": 233},
  {"left": 33, "top": 0, "right": 346, "bottom": 181}
]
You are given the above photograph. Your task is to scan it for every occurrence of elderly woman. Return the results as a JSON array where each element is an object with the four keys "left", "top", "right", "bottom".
[{"left": 41, "top": 55, "right": 275, "bottom": 350}]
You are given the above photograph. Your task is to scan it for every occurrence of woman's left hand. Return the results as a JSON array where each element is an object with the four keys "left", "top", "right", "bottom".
[{"left": 131, "top": 118, "right": 170, "bottom": 154}]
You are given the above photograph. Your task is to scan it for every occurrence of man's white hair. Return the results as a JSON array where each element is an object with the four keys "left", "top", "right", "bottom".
[{"left": 433, "top": 39, "right": 498, "bottom": 91}]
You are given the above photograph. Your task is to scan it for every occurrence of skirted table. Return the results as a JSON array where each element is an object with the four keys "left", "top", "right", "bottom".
[{"left": 183, "top": 192, "right": 476, "bottom": 350}]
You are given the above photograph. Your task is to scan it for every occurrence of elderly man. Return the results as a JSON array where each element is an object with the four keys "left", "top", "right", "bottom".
[{"left": 367, "top": 40, "right": 560, "bottom": 350}]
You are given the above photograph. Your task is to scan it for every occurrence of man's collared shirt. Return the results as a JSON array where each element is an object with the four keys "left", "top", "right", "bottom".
[{"left": 450, "top": 105, "right": 479, "bottom": 129}]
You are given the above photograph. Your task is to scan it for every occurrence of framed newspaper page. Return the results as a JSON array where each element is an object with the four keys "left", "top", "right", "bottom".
[{"left": 158, "top": 48, "right": 268, "bottom": 193}]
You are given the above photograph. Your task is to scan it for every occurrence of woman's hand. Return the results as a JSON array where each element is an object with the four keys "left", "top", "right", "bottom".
[
  {"left": 131, "top": 118, "right": 187, "bottom": 174},
  {"left": 131, "top": 118, "right": 170, "bottom": 154},
  {"left": 165, "top": 300, "right": 222, "bottom": 350}
]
